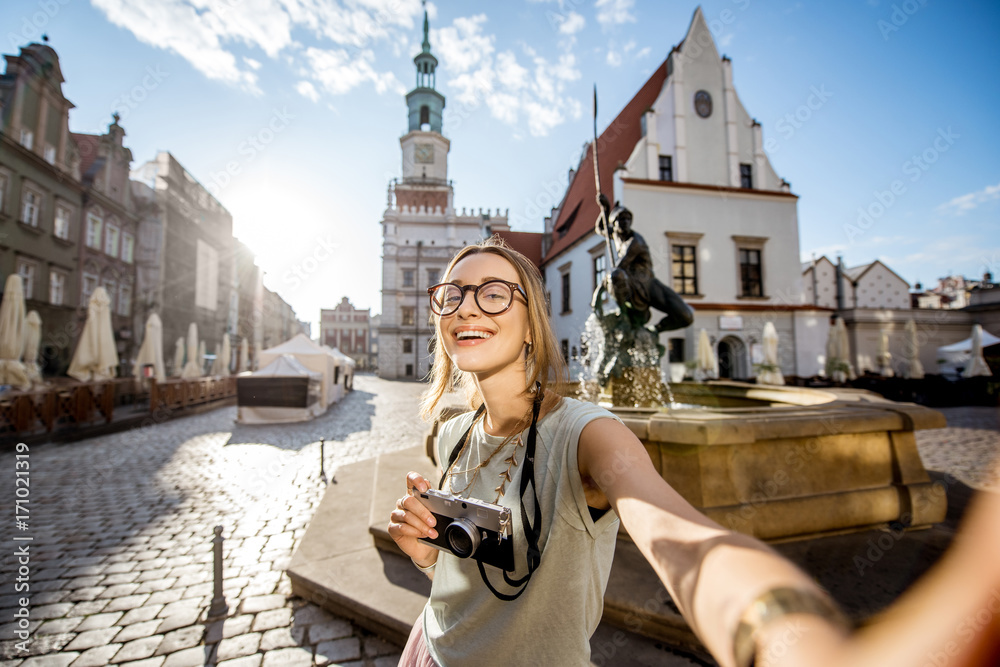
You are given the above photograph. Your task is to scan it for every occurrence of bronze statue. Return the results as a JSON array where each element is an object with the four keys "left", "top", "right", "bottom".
[{"left": 592, "top": 194, "right": 693, "bottom": 332}]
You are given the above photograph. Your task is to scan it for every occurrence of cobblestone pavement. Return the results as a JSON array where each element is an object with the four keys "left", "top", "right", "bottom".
[
  {"left": 0, "top": 385, "right": 996, "bottom": 667},
  {"left": 0, "top": 374, "right": 427, "bottom": 666},
  {"left": 915, "top": 406, "right": 1000, "bottom": 491}
]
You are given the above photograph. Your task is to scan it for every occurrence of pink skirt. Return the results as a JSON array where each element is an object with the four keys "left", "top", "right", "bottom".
[{"left": 398, "top": 616, "right": 439, "bottom": 667}]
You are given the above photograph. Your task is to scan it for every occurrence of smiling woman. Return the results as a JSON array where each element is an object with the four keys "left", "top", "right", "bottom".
[{"left": 389, "top": 237, "right": 839, "bottom": 666}]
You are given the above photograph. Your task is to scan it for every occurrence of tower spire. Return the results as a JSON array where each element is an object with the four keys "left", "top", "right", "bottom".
[
  {"left": 421, "top": 1, "right": 431, "bottom": 53},
  {"left": 406, "top": 0, "right": 444, "bottom": 132}
]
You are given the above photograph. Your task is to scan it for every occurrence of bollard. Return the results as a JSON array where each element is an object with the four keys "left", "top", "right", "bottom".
[
  {"left": 320, "top": 438, "right": 325, "bottom": 480},
  {"left": 207, "top": 525, "right": 229, "bottom": 619}
]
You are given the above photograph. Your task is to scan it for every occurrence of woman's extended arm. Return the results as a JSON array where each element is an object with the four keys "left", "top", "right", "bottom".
[{"left": 577, "top": 417, "right": 848, "bottom": 667}]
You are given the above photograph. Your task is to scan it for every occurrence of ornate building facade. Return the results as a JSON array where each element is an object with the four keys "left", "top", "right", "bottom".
[
  {"left": 0, "top": 41, "right": 83, "bottom": 374},
  {"left": 378, "top": 11, "right": 510, "bottom": 380},
  {"left": 321, "top": 297, "right": 370, "bottom": 369}
]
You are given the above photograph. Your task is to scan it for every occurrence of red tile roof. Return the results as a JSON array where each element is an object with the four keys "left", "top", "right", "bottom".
[
  {"left": 495, "top": 230, "right": 543, "bottom": 268},
  {"left": 541, "top": 59, "right": 669, "bottom": 265}
]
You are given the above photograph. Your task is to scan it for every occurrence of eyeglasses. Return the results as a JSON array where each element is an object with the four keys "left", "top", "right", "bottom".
[{"left": 427, "top": 280, "right": 527, "bottom": 317}]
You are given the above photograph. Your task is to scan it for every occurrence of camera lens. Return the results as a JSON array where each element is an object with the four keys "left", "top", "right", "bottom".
[{"left": 446, "top": 518, "right": 480, "bottom": 558}]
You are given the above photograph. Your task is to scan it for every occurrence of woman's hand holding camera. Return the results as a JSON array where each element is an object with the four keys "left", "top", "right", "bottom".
[{"left": 388, "top": 471, "right": 439, "bottom": 571}]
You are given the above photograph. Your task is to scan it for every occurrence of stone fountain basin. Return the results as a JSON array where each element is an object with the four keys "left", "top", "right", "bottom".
[{"left": 606, "top": 381, "right": 947, "bottom": 540}]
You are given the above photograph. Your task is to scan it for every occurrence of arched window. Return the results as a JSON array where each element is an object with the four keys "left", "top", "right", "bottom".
[{"left": 420, "top": 105, "right": 430, "bottom": 127}]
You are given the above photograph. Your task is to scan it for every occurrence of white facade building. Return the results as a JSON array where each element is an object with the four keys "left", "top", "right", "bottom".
[
  {"left": 803, "top": 257, "right": 911, "bottom": 311},
  {"left": 543, "top": 8, "right": 831, "bottom": 382},
  {"left": 378, "top": 11, "right": 509, "bottom": 380}
]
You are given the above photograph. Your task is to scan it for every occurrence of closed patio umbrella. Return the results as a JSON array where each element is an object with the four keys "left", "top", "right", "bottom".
[
  {"left": 877, "top": 330, "right": 894, "bottom": 377},
  {"left": 962, "top": 324, "right": 993, "bottom": 378},
  {"left": 825, "top": 317, "right": 855, "bottom": 382},
  {"left": 181, "top": 323, "right": 202, "bottom": 378},
  {"left": 0, "top": 274, "right": 30, "bottom": 390},
  {"left": 172, "top": 337, "right": 185, "bottom": 376},
  {"left": 197, "top": 340, "right": 206, "bottom": 375},
  {"left": 757, "top": 322, "right": 784, "bottom": 386},
  {"left": 695, "top": 328, "right": 718, "bottom": 381},
  {"left": 22, "top": 310, "right": 42, "bottom": 386},
  {"left": 903, "top": 319, "right": 924, "bottom": 379},
  {"left": 68, "top": 287, "right": 120, "bottom": 381},
  {"left": 133, "top": 313, "right": 166, "bottom": 383},
  {"left": 237, "top": 338, "right": 248, "bottom": 373},
  {"left": 212, "top": 334, "right": 231, "bottom": 375}
]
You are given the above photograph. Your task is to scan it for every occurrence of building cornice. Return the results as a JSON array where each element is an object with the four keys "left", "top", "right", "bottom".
[
  {"left": 0, "top": 132, "right": 83, "bottom": 192},
  {"left": 622, "top": 178, "right": 799, "bottom": 200},
  {"left": 690, "top": 302, "right": 833, "bottom": 312}
]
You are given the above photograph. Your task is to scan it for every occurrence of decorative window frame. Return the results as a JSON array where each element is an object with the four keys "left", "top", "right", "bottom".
[
  {"left": 85, "top": 212, "right": 103, "bottom": 249},
  {"left": 20, "top": 181, "right": 43, "bottom": 227},
  {"left": 665, "top": 231, "right": 704, "bottom": 299},
  {"left": 732, "top": 235, "right": 768, "bottom": 299},
  {"left": 15, "top": 256, "right": 38, "bottom": 300},
  {"left": 49, "top": 269, "right": 67, "bottom": 306}
]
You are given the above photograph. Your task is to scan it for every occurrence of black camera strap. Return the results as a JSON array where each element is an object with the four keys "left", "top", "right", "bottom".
[{"left": 439, "top": 386, "right": 544, "bottom": 602}]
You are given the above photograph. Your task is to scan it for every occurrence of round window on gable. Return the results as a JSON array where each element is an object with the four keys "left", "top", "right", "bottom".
[{"left": 694, "top": 90, "right": 713, "bottom": 118}]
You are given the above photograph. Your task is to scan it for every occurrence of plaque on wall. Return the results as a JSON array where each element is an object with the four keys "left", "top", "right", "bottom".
[{"left": 719, "top": 315, "right": 743, "bottom": 331}]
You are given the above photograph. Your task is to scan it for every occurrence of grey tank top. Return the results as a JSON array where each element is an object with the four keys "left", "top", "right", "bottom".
[{"left": 423, "top": 397, "right": 622, "bottom": 666}]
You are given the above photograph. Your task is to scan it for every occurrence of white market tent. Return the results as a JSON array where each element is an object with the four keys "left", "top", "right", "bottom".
[
  {"left": 323, "top": 346, "right": 356, "bottom": 397},
  {"left": 936, "top": 328, "right": 1000, "bottom": 379},
  {"left": 237, "top": 354, "right": 323, "bottom": 424},
  {"left": 259, "top": 334, "right": 337, "bottom": 407}
]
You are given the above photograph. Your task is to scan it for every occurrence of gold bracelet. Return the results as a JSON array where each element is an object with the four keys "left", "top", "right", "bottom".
[{"left": 733, "top": 587, "right": 848, "bottom": 667}]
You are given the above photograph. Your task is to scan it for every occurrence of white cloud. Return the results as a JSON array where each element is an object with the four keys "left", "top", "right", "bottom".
[
  {"left": 304, "top": 47, "right": 405, "bottom": 96},
  {"left": 606, "top": 50, "right": 622, "bottom": 67},
  {"left": 434, "top": 14, "right": 581, "bottom": 137},
  {"left": 434, "top": 14, "right": 495, "bottom": 74},
  {"left": 295, "top": 80, "right": 320, "bottom": 102},
  {"left": 91, "top": 0, "right": 423, "bottom": 97},
  {"left": 92, "top": 0, "right": 265, "bottom": 92},
  {"left": 595, "top": 0, "right": 636, "bottom": 28},
  {"left": 937, "top": 181, "right": 1000, "bottom": 216},
  {"left": 558, "top": 11, "right": 586, "bottom": 34}
]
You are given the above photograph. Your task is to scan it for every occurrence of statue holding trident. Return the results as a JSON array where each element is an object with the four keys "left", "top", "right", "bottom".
[
  {"left": 590, "top": 86, "right": 693, "bottom": 333},
  {"left": 587, "top": 86, "right": 694, "bottom": 404}
]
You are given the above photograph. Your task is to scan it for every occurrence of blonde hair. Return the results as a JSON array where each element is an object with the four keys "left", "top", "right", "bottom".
[{"left": 420, "top": 236, "right": 566, "bottom": 421}]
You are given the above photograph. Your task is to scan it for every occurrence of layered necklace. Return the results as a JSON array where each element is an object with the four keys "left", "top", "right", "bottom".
[{"left": 446, "top": 404, "right": 534, "bottom": 503}]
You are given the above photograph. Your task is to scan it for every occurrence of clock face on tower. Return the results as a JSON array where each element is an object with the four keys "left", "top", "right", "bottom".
[{"left": 415, "top": 143, "right": 434, "bottom": 164}]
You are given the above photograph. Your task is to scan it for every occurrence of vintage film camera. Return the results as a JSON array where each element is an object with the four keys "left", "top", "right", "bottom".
[{"left": 417, "top": 488, "right": 515, "bottom": 571}]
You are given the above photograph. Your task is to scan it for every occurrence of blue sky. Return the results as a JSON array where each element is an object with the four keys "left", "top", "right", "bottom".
[{"left": 3, "top": 0, "right": 998, "bottom": 332}]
